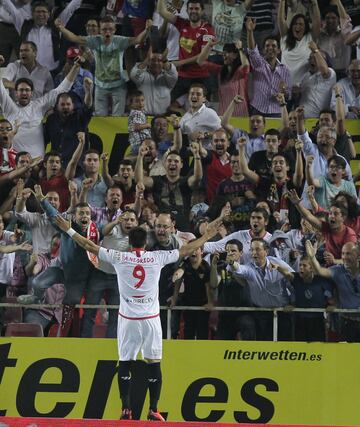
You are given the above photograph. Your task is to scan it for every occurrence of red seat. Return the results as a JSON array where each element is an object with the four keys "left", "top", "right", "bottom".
[
  {"left": 1, "top": 296, "right": 23, "bottom": 325},
  {"left": 92, "top": 324, "right": 108, "bottom": 338},
  {"left": 5, "top": 322, "right": 44, "bottom": 337}
]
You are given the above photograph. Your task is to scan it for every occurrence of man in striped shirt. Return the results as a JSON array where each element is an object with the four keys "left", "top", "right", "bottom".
[{"left": 246, "top": 17, "right": 291, "bottom": 117}]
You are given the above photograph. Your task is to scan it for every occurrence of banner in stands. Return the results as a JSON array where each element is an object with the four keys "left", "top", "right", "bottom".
[{"left": 0, "top": 338, "right": 359, "bottom": 425}]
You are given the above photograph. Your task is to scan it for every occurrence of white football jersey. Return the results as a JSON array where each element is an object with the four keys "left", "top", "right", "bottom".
[{"left": 98, "top": 248, "right": 180, "bottom": 319}]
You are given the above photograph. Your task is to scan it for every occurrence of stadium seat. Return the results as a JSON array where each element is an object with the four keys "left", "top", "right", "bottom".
[
  {"left": 1, "top": 296, "right": 23, "bottom": 325},
  {"left": 5, "top": 322, "right": 44, "bottom": 337}
]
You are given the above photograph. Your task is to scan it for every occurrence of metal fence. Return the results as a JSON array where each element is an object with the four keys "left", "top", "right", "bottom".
[{"left": 1, "top": 302, "right": 360, "bottom": 341}]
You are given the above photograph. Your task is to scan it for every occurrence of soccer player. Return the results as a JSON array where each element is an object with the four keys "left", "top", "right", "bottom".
[{"left": 54, "top": 215, "right": 220, "bottom": 421}]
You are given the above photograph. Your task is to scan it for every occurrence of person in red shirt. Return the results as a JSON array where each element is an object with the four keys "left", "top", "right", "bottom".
[
  {"left": 40, "top": 132, "right": 85, "bottom": 212},
  {"left": 158, "top": 0, "right": 215, "bottom": 100},
  {"left": 287, "top": 190, "right": 357, "bottom": 265}
]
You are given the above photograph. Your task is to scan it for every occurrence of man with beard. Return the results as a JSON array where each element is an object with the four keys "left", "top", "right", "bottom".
[
  {"left": 135, "top": 145, "right": 202, "bottom": 230},
  {"left": 237, "top": 136, "right": 304, "bottom": 228},
  {"left": 158, "top": 0, "right": 215, "bottom": 99},
  {"left": 44, "top": 82, "right": 93, "bottom": 169},
  {"left": 40, "top": 132, "right": 86, "bottom": 212},
  {"left": 198, "top": 128, "right": 232, "bottom": 204},
  {"left": 20, "top": 185, "right": 99, "bottom": 310},
  {"left": 74, "top": 149, "right": 107, "bottom": 208},
  {"left": 3, "top": 41, "right": 53, "bottom": 99},
  {"left": 204, "top": 207, "right": 272, "bottom": 263},
  {"left": 0, "top": 59, "right": 80, "bottom": 158},
  {"left": 130, "top": 49, "right": 178, "bottom": 115}
]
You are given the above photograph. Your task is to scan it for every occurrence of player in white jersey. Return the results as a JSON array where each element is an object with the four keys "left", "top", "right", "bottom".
[{"left": 54, "top": 216, "right": 220, "bottom": 422}]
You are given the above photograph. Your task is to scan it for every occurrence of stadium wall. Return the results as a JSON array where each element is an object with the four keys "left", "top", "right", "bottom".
[{"left": 0, "top": 338, "right": 359, "bottom": 425}]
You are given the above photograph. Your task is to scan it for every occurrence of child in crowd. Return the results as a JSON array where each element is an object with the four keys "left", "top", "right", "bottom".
[{"left": 128, "top": 90, "right": 152, "bottom": 156}]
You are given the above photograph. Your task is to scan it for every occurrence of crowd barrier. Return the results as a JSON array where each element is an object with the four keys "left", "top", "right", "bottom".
[{"left": 0, "top": 338, "right": 359, "bottom": 425}]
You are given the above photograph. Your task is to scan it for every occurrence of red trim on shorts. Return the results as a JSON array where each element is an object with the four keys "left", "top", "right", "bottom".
[{"left": 119, "top": 312, "right": 159, "bottom": 320}]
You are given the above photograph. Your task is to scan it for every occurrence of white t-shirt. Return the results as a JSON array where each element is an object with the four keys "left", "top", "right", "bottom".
[
  {"left": 280, "top": 33, "right": 312, "bottom": 85},
  {"left": 0, "top": 231, "right": 15, "bottom": 285},
  {"left": 98, "top": 248, "right": 179, "bottom": 319}
]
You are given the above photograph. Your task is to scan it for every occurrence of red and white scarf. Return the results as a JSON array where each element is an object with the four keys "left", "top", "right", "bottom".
[{"left": 86, "top": 221, "right": 100, "bottom": 267}]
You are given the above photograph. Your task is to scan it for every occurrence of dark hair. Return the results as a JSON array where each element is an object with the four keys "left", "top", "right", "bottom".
[
  {"left": 55, "top": 92, "right": 73, "bottom": 108},
  {"left": 265, "top": 128, "right": 280, "bottom": 138},
  {"left": 83, "top": 149, "right": 100, "bottom": 158},
  {"left": 20, "top": 41, "right": 37, "bottom": 52},
  {"left": 129, "top": 90, "right": 144, "bottom": 103},
  {"left": 319, "top": 109, "right": 336, "bottom": 122},
  {"left": 157, "top": 210, "right": 176, "bottom": 223},
  {"left": 15, "top": 151, "right": 30, "bottom": 164},
  {"left": 251, "top": 238, "right": 270, "bottom": 251},
  {"left": 119, "top": 159, "right": 134, "bottom": 169},
  {"left": 186, "top": 0, "right": 204, "bottom": 9},
  {"left": 189, "top": 82, "right": 207, "bottom": 96},
  {"left": 250, "top": 113, "right": 266, "bottom": 124},
  {"left": 225, "top": 239, "right": 243, "bottom": 252},
  {"left": 327, "top": 155, "right": 346, "bottom": 169},
  {"left": 44, "top": 150, "right": 62, "bottom": 162},
  {"left": 272, "top": 153, "right": 290, "bottom": 166},
  {"left": 251, "top": 207, "right": 270, "bottom": 222},
  {"left": 100, "top": 15, "right": 116, "bottom": 25},
  {"left": 122, "top": 207, "right": 138, "bottom": 217},
  {"left": 286, "top": 14, "right": 310, "bottom": 50},
  {"left": 262, "top": 36, "right": 279, "bottom": 49},
  {"left": 330, "top": 201, "right": 348, "bottom": 218},
  {"left": 220, "top": 44, "right": 242, "bottom": 83},
  {"left": 0, "top": 119, "right": 12, "bottom": 128},
  {"left": 333, "top": 192, "right": 360, "bottom": 219},
  {"left": 129, "top": 226, "right": 148, "bottom": 248},
  {"left": 31, "top": 1, "right": 50, "bottom": 12},
  {"left": 106, "top": 185, "right": 123, "bottom": 196},
  {"left": 15, "top": 78, "right": 33, "bottom": 91},
  {"left": 165, "top": 150, "right": 181, "bottom": 158},
  {"left": 75, "top": 202, "right": 90, "bottom": 210}
]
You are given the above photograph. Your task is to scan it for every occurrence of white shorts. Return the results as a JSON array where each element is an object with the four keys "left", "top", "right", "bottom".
[{"left": 117, "top": 315, "right": 162, "bottom": 361}]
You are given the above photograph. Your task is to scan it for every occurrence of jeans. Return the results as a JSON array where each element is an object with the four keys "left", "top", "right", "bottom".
[
  {"left": 81, "top": 269, "right": 119, "bottom": 338},
  {"left": 31, "top": 267, "right": 65, "bottom": 301},
  {"left": 24, "top": 309, "right": 51, "bottom": 331},
  {"left": 94, "top": 85, "right": 127, "bottom": 116}
]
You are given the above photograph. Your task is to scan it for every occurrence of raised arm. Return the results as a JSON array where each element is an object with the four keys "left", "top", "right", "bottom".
[
  {"left": 269, "top": 261, "right": 295, "bottom": 281},
  {"left": 309, "top": 42, "right": 330, "bottom": 78},
  {"left": 58, "top": 0, "right": 82, "bottom": 26},
  {"left": 134, "top": 146, "right": 154, "bottom": 189},
  {"left": 197, "top": 39, "right": 217, "bottom": 66},
  {"left": 100, "top": 153, "right": 114, "bottom": 187},
  {"left": 1, "top": 0, "right": 24, "bottom": 33},
  {"left": 306, "top": 240, "right": 332, "bottom": 279},
  {"left": 305, "top": 155, "right": 320, "bottom": 188},
  {"left": 129, "top": 19, "right": 152, "bottom": 46},
  {"left": 277, "top": 0, "right": 288, "bottom": 38},
  {"left": 102, "top": 215, "right": 122, "bottom": 236},
  {"left": 293, "top": 140, "right": 304, "bottom": 188},
  {"left": 221, "top": 95, "right": 244, "bottom": 136},
  {"left": 278, "top": 93, "right": 289, "bottom": 130},
  {"left": 237, "top": 137, "right": 260, "bottom": 184},
  {"left": 158, "top": 0, "right": 177, "bottom": 24},
  {"left": 287, "top": 189, "right": 322, "bottom": 230},
  {"left": 65, "top": 132, "right": 86, "bottom": 180},
  {"left": 55, "top": 19, "right": 87, "bottom": 45},
  {"left": 309, "top": 0, "right": 321, "bottom": 40},
  {"left": 245, "top": 17, "right": 256, "bottom": 50},
  {"left": 0, "top": 156, "right": 42, "bottom": 187},
  {"left": 179, "top": 219, "right": 221, "bottom": 259},
  {"left": 168, "top": 115, "right": 182, "bottom": 152},
  {"left": 83, "top": 77, "right": 93, "bottom": 108},
  {"left": 188, "top": 142, "right": 203, "bottom": 188},
  {"left": 345, "top": 28, "right": 360, "bottom": 46},
  {"left": 54, "top": 215, "right": 100, "bottom": 255},
  {"left": 67, "top": 180, "right": 78, "bottom": 213}
]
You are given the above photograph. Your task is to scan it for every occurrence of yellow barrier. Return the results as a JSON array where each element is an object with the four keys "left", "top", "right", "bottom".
[{"left": 0, "top": 338, "right": 359, "bottom": 425}]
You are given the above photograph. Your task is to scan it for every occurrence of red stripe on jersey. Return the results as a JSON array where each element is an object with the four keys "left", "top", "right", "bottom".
[{"left": 119, "top": 312, "right": 159, "bottom": 320}]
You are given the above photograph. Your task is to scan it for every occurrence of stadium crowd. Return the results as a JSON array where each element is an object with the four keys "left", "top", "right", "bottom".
[{"left": 0, "top": 0, "right": 360, "bottom": 342}]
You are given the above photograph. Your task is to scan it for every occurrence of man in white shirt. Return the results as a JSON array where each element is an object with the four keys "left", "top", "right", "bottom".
[
  {"left": 0, "top": 61, "right": 80, "bottom": 158},
  {"left": 54, "top": 216, "right": 220, "bottom": 422},
  {"left": 180, "top": 83, "right": 221, "bottom": 147},
  {"left": 0, "top": 0, "right": 31, "bottom": 66},
  {"left": 1, "top": 0, "right": 82, "bottom": 72},
  {"left": 3, "top": 41, "right": 53, "bottom": 99},
  {"left": 299, "top": 41, "right": 337, "bottom": 118}
]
